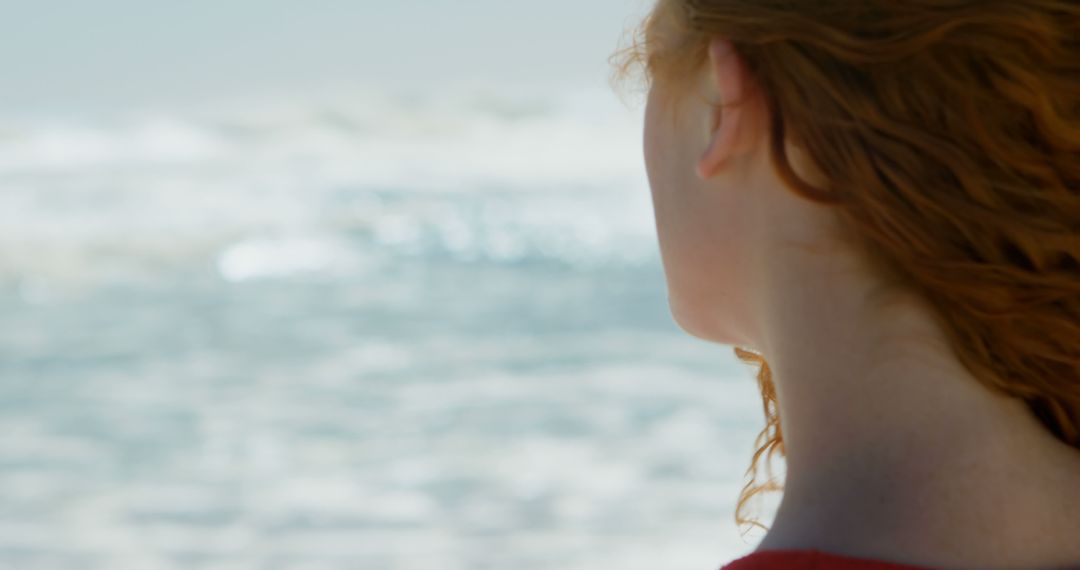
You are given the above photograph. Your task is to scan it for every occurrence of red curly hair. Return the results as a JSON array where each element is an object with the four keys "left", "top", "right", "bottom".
[{"left": 613, "top": 0, "right": 1080, "bottom": 536}]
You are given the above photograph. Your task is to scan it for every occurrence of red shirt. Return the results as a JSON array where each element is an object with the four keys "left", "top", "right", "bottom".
[{"left": 721, "top": 550, "right": 937, "bottom": 569}]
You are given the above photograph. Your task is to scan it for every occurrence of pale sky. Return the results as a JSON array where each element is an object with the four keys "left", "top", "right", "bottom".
[{"left": 0, "top": 0, "right": 652, "bottom": 114}]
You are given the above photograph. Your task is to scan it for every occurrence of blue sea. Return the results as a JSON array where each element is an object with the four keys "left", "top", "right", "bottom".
[{"left": 0, "top": 85, "right": 778, "bottom": 569}]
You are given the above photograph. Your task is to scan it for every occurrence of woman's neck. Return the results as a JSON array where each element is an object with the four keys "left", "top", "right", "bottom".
[{"left": 746, "top": 250, "right": 1080, "bottom": 568}]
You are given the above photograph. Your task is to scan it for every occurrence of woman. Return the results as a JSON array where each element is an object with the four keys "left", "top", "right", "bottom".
[{"left": 613, "top": 1, "right": 1080, "bottom": 569}]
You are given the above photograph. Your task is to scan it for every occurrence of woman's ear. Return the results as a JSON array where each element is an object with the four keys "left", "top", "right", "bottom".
[{"left": 696, "top": 38, "right": 752, "bottom": 180}]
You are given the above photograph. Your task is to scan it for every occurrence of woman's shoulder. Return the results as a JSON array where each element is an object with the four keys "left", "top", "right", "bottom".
[{"left": 720, "top": 549, "right": 938, "bottom": 570}]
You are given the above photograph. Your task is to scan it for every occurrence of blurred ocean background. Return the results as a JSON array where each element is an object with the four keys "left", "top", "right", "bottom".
[{"left": 0, "top": 1, "right": 778, "bottom": 569}]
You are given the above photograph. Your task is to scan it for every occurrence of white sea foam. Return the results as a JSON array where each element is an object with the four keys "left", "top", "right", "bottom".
[
  {"left": 0, "top": 86, "right": 653, "bottom": 286},
  {"left": 217, "top": 235, "right": 370, "bottom": 282}
]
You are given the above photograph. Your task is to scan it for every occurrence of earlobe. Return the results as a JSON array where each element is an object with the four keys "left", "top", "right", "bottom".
[{"left": 695, "top": 38, "right": 748, "bottom": 180}]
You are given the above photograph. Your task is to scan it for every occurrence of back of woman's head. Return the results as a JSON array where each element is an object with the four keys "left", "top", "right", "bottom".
[{"left": 614, "top": 0, "right": 1080, "bottom": 535}]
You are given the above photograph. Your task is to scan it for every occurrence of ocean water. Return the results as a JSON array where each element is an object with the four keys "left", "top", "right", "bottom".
[{"left": 0, "top": 85, "right": 777, "bottom": 570}]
